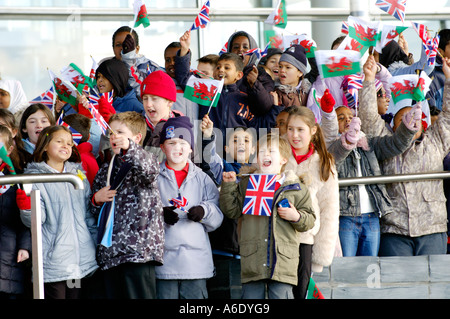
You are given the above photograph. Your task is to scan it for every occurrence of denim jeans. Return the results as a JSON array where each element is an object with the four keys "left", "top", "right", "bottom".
[
  {"left": 379, "top": 232, "right": 447, "bottom": 256},
  {"left": 339, "top": 212, "right": 380, "bottom": 257}
]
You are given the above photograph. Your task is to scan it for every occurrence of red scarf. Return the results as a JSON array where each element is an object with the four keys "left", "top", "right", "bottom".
[{"left": 291, "top": 143, "right": 314, "bottom": 164}]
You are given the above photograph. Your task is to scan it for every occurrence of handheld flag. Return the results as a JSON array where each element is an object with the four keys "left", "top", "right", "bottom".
[
  {"left": 219, "top": 41, "right": 228, "bottom": 56},
  {"left": 88, "top": 56, "right": 98, "bottom": 87},
  {"left": 60, "top": 63, "right": 94, "bottom": 92},
  {"left": 56, "top": 112, "right": 83, "bottom": 145},
  {"left": 375, "top": 0, "right": 407, "bottom": 23},
  {"left": 184, "top": 75, "right": 224, "bottom": 109},
  {"left": 29, "top": 86, "right": 55, "bottom": 109},
  {"left": 306, "top": 277, "right": 325, "bottom": 299},
  {"left": 242, "top": 174, "right": 277, "bottom": 217},
  {"left": 411, "top": 22, "right": 440, "bottom": 66},
  {"left": 264, "top": 30, "right": 284, "bottom": 49},
  {"left": 48, "top": 69, "right": 79, "bottom": 106},
  {"left": 264, "top": 0, "right": 287, "bottom": 29},
  {"left": 169, "top": 195, "right": 189, "bottom": 213},
  {"left": 413, "top": 71, "right": 432, "bottom": 101},
  {"left": 377, "top": 22, "right": 409, "bottom": 52},
  {"left": 315, "top": 50, "right": 362, "bottom": 79},
  {"left": 341, "top": 21, "right": 349, "bottom": 35},
  {"left": 337, "top": 35, "right": 368, "bottom": 55},
  {"left": 0, "top": 143, "right": 15, "bottom": 175},
  {"left": 190, "top": 0, "right": 210, "bottom": 31},
  {"left": 133, "top": 0, "right": 150, "bottom": 28},
  {"left": 283, "top": 34, "right": 317, "bottom": 58},
  {"left": 347, "top": 16, "right": 382, "bottom": 49},
  {"left": 389, "top": 74, "right": 420, "bottom": 104}
]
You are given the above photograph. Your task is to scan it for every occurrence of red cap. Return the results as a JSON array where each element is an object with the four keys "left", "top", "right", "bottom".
[{"left": 140, "top": 70, "right": 176, "bottom": 102}]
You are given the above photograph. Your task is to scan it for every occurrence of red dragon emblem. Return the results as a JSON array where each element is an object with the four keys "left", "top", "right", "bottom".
[
  {"left": 354, "top": 23, "right": 377, "bottom": 42},
  {"left": 54, "top": 78, "right": 72, "bottom": 99},
  {"left": 193, "top": 82, "right": 217, "bottom": 101},
  {"left": 300, "top": 39, "right": 314, "bottom": 53},
  {"left": 390, "top": 79, "right": 415, "bottom": 98},
  {"left": 326, "top": 56, "right": 353, "bottom": 72}
]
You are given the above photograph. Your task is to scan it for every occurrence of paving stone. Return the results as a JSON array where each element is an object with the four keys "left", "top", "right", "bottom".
[
  {"left": 330, "top": 256, "right": 379, "bottom": 284},
  {"left": 429, "top": 255, "right": 450, "bottom": 282},
  {"left": 380, "top": 256, "right": 429, "bottom": 283}
]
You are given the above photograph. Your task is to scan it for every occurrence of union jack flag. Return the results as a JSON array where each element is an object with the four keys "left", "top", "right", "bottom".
[
  {"left": 243, "top": 42, "right": 270, "bottom": 61},
  {"left": 411, "top": 22, "right": 440, "bottom": 66},
  {"left": 169, "top": 195, "right": 189, "bottom": 213},
  {"left": 341, "top": 21, "right": 349, "bottom": 35},
  {"left": 411, "top": 22, "right": 428, "bottom": 43},
  {"left": 219, "top": 41, "right": 228, "bottom": 56},
  {"left": 29, "top": 86, "right": 55, "bottom": 109},
  {"left": 375, "top": 0, "right": 407, "bottom": 23},
  {"left": 88, "top": 90, "right": 113, "bottom": 107},
  {"left": 242, "top": 174, "right": 277, "bottom": 217},
  {"left": 56, "top": 112, "right": 83, "bottom": 145},
  {"left": 190, "top": 0, "right": 210, "bottom": 31}
]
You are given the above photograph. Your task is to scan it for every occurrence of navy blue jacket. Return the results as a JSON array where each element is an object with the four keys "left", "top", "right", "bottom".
[{"left": 113, "top": 87, "right": 144, "bottom": 115}]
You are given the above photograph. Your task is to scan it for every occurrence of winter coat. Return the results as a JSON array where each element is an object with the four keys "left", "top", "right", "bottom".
[
  {"left": 156, "top": 159, "right": 223, "bottom": 279},
  {"left": 92, "top": 140, "right": 164, "bottom": 270},
  {"left": 113, "top": 87, "right": 144, "bottom": 114},
  {"left": 219, "top": 168, "right": 315, "bottom": 285},
  {"left": 427, "top": 60, "right": 446, "bottom": 111},
  {"left": 359, "top": 79, "right": 450, "bottom": 237},
  {"left": 284, "top": 151, "right": 340, "bottom": 273},
  {"left": 327, "top": 121, "right": 418, "bottom": 217},
  {"left": 0, "top": 180, "right": 31, "bottom": 295},
  {"left": 20, "top": 161, "right": 98, "bottom": 283},
  {"left": 274, "top": 79, "right": 311, "bottom": 108}
]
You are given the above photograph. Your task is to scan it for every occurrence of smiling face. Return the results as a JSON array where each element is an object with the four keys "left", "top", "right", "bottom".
[
  {"left": 278, "top": 61, "right": 303, "bottom": 87},
  {"left": 225, "top": 129, "right": 255, "bottom": 163},
  {"left": 265, "top": 54, "right": 281, "bottom": 81},
  {"left": 164, "top": 46, "right": 179, "bottom": 79},
  {"left": 161, "top": 138, "right": 192, "bottom": 170},
  {"left": 230, "top": 35, "right": 251, "bottom": 66},
  {"left": 23, "top": 110, "right": 51, "bottom": 145},
  {"left": 45, "top": 130, "right": 73, "bottom": 167},
  {"left": 286, "top": 115, "right": 316, "bottom": 155},
  {"left": 215, "top": 59, "right": 243, "bottom": 85}
]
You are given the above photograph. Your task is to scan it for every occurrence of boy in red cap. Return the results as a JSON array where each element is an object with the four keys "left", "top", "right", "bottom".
[{"left": 141, "top": 70, "right": 182, "bottom": 162}]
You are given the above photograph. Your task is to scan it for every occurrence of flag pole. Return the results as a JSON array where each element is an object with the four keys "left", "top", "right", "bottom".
[{"left": 206, "top": 78, "right": 224, "bottom": 115}]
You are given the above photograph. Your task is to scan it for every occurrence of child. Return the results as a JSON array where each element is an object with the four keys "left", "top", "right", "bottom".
[
  {"left": 19, "top": 103, "right": 55, "bottom": 155},
  {"left": 0, "top": 78, "right": 29, "bottom": 122},
  {"left": 226, "top": 30, "right": 275, "bottom": 116},
  {"left": 111, "top": 26, "right": 161, "bottom": 100},
  {"left": 62, "top": 113, "right": 99, "bottom": 187},
  {"left": 284, "top": 106, "right": 340, "bottom": 299},
  {"left": 219, "top": 133, "right": 315, "bottom": 299},
  {"left": 17, "top": 125, "right": 98, "bottom": 299},
  {"left": 0, "top": 108, "right": 31, "bottom": 167},
  {"left": 91, "top": 111, "right": 164, "bottom": 299},
  {"left": 156, "top": 116, "right": 223, "bottom": 299},
  {"left": 274, "top": 44, "right": 311, "bottom": 108},
  {"left": 359, "top": 54, "right": 450, "bottom": 257},
  {"left": 94, "top": 58, "right": 144, "bottom": 116},
  {"left": 198, "top": 53, "right": 281, "bottom": 146},
  {"left": 325, "top": 101, "right": 420, "bottom": 256},
  {"left": 258, "top": 48, "right": 283, "bottom": 83},
  {"left": 140, "top": 70, "right": 182, "bottom": 162},
  {"left": 196, "top": 54, "right": 219, "bottom": 78},
  {"left": 0, "top": 126, "right": 31, "bottom": 299}
]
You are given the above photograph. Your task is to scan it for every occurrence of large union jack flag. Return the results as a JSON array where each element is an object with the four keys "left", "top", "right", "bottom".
[
  {"left": 375, "top": 0, "right": 407, "bottom": 23},
  {"left": 29, "top": 86, "right": 55, "bottom": 108},
  {"left": 242, "top": 174, "right": 277, "bottom": 217},
  {"left": 190, "top": 0, "right": 210, "bottom": 31},
  {"left": 411, "top": 22, "right": 440, "bottom": 66}
]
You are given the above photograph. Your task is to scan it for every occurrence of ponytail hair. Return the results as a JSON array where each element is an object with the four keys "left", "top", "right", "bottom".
[{"left": 287, "top": 106, "right": 335, "bottom": 182}]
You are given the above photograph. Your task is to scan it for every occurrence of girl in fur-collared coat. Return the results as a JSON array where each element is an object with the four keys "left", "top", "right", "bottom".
[{"left": 284, "top": 106, "right": 340, "bottom": 299}]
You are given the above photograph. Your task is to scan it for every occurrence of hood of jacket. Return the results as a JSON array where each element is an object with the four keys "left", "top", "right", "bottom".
[{"left": 227, "top": 30, "right": 259, "bottom": 66}]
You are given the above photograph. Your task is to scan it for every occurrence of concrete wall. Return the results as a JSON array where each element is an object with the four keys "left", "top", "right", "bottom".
[
  {"left": 314, "top": 255, "right": 450, "bottom": 299},
  {"left": 208, "top": 255, "right": 450, "bottom": 299}
]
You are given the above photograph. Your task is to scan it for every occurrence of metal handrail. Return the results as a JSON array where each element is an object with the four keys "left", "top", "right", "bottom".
[
  {"left": 338, "top": 171, "right": 450, "bottom": 187},
  {"left": 0, "top": 173, "right": 85, "bottom": 190}
]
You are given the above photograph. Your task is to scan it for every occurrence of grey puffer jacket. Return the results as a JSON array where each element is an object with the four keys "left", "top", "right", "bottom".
[
  {"left": 359, "top": 79, "right": 450, "bottom": 237},
  {"left": 20, "top": 161, "right": 98, "bottom": 283}
]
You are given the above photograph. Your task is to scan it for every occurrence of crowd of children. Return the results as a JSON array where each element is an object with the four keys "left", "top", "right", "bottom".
[{"left": 0, "top": 22, "right": 449, "bottom": 301}]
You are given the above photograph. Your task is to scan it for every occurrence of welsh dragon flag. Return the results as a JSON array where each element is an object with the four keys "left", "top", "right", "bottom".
[
  {"left": 389, "top": 73, "right": 431, "bottom": 104},
  {"left": 133, "top": 0, "right": 150, "bottom": 28},
  {"left": 184, "top": 76, "right": 224, "bottom": 109},
  {"left": 337, "top": 35, "right": 368, "bottom": 55},
  {"left": 347, "top": 16, "right": 381, "bottom": 49},
  {"left": 283, "top": 34, "right": 317, "bottom": 58},
  {"left": 48, "top": 69, "right": 79, "bottom": 106},
  {"left": 306, "top": 277, "right": 324, "bottom": 299},
  {"left": 0, "top": 143, "right": 15, "bottom": 175},
  {"left": 315, "top": 50, "right": 361, "bottom": 78},
  {"left": 265, "top": 0, "right": 287, "bottom": 29},
  {"left": 60, "top": 63, "right": 94, "bottom": 93},
  {"left": 376, "top": 22, "right": 409, "bottom": 52},
  {"left": 413, "top": 71, "right": 432, "bottom": 101}
]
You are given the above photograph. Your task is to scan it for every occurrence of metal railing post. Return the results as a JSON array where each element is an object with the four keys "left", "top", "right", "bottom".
[{"left": 30, "top": 189, "right": 44, "bottom": 299}]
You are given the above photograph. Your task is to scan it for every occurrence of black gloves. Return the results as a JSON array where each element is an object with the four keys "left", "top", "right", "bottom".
[
  {"left": 163, "top": 206, "right": 179, "bottom": 225},
  {"left": 187, "top": 205, "right": 205, "bottom": 222},
  {"left": 122, "top": 34, "right": 136, "bottom": 54},
  {"left": 163, "top": 205, "right": 204, "bottom": 224}
]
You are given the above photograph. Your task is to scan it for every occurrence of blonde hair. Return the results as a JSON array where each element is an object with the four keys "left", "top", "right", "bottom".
[
  {"left": 257, "top": 133, "right": 291, "bottom": 172},
  {"left": 109, "top": 111, "right": 146, "bottom": 145}
]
